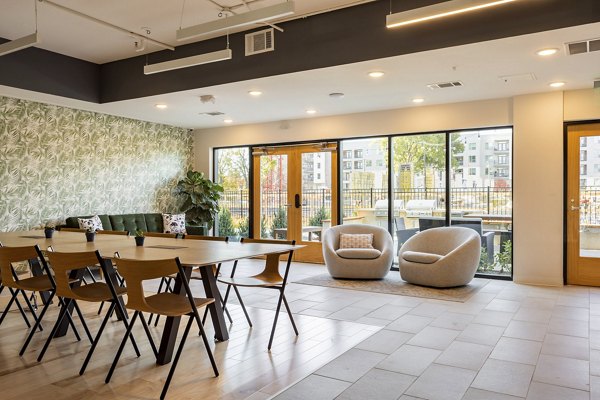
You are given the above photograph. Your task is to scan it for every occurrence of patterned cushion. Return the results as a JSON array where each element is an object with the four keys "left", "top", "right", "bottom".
[
  {"left": 78, "top": 215, "right": 103, "bottom": 232},
  {"left": 162, "top": 213, "right": 187, "bottom": 234},
  {"left": 339, "top": 233, "right": 373, "bottom": 249}
]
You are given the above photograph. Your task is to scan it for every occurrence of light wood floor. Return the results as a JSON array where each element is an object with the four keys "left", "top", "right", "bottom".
[{"left": 0, "top": 262, "right": 379, "bottom": 400}]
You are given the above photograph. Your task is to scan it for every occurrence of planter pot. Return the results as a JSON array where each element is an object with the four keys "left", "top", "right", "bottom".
[
  {"left": 135, "top": 236, "right": 145, "bottom": 246},
  {"left": 85, "top": 232, "right": 96, "bottom": 242},
  {"left": 44, "top": 228, "right": 55, "bottom": 239}
]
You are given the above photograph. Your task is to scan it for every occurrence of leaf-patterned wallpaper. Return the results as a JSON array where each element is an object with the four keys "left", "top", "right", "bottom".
[{"left": 0, "top": 96, "right": 193, "bottom": 231}]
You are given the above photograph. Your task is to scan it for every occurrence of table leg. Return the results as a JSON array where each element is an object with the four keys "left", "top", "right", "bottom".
[
  {"left": 157, "top": 266, "right": 193, "bottom": 365},
  {"left": 200, "top": 263, "right": 229, "bottom": 342}
]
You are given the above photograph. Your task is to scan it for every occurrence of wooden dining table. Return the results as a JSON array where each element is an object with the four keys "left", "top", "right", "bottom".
[{"left": 0, "top": 230, "right": 300, "bottom": 364}]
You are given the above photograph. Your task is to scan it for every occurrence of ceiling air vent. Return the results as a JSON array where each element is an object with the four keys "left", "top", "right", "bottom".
[
  {"left": 566, "top": 38, "right": 600, "bottom": 55},
  {"left": 245, "top": 28, "right": 274, "bottom": 56},
  {"left": 200, "top": 111, "right": 225, "bottom": 116},
  {"left": 427, "top": 81, "right": 463, "bottom": 90}
]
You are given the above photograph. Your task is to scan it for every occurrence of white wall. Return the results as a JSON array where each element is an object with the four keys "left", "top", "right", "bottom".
[{"left": 192, "top": 89, "right": 599, "bottom": 286}]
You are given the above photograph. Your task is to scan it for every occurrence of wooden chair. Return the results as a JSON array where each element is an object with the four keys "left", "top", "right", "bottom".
[
  {"left": 105, "top": 257, "right": 218, "bottom": 400},
  {"left": 219, "top": 238, "right": 296, "bottom": 350},
  {"left": 0, "top": 245, "right": 83, "bottom": 356},
  {"left": 0, "top": 243, "right": 42, "bottom": 330},
  {"left": 38, "top": 250, "right": 142, "bottom": 375},
  {"left": 150, "top": 235, "right": 231, "bottom": 326},
  {"left": 97, "top": 230, "right": 129, "bottom": 236},
  {"left": 144, "top": 232, "right": 178, "bottom": 238},
  {"left": 59, "top": 227, "right": 85, "bottom": 233}
]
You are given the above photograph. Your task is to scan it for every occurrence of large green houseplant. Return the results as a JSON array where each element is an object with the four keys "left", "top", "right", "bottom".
[{"left": 175, "top": 170, "right": 223, "bottom": 230}]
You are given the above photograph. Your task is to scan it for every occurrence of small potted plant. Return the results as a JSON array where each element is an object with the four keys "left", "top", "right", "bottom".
[
  {"left": 85, "top": 227, "right": 96, "bottom": 242},
  {"left": 43, "top": 221, "right": 56, "bottom": 239},
  {"left": 134, "top": 229, "right": 145, "bottom": 246}
]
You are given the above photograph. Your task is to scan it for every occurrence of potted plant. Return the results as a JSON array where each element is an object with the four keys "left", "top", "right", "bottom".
[
  {"left": 134, "top": 229, "right": 145, "bottom": 246},
  {"left": 85, "top": 227, "right": 96, "bottom": 242},
  {"left": 43, "top": 221, "right": 56, "bottom": 239},
  {"left": 175, "top": 170, "right": 224, "bottom": 234}
]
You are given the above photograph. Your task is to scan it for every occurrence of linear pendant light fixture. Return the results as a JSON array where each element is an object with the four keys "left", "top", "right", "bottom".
[
  {"left": 386, "top": 0, "right": 517, "bottom": 29},
  {"left": 0, "top": 32, "right": 40, "bottom": 57},
  {"left": 144, "top": 48, "right": 232, "bottom": 75},
  {"left": 176, "top": 1, "right": 295, "bottom": 41}
]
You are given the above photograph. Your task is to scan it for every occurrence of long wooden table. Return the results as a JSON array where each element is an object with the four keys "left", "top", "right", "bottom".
[{"left": 0, "top": 230, "right": 300, "bottom": 364}]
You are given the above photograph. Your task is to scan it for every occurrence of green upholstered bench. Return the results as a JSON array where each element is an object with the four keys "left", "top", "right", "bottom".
[{"left": 63, "top": 213, "right": 206, "bottom": 235}]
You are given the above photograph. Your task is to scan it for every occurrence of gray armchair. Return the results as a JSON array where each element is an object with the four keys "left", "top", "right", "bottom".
[
  {"left": 323, "top": 225, "right": 394, "bottom": 279},
  {"left": 399, "top": 226, "right": 481, "bottom": 287}
]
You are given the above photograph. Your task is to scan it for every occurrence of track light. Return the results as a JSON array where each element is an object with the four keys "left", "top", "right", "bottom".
[
  {"left": 176, "top": 1, "right": 295, "bottom": 41},
  {"left": 143, "top": 49, "right": 232, "bottom": 75},
  {"left": 386, "top": 0, "right": 517, "bottom": 29},
  {"left": 0, "top": 32, "right": 39, "bottom": 57}
]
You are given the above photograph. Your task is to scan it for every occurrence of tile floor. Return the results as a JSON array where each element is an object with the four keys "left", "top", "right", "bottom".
[{"left": 217, "top": 260, "right": 600, "bottom": 400}]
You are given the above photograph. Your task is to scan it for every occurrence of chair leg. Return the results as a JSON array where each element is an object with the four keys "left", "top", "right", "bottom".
[
  {"left": 116, "top": 301, "right": 141, "bottom": 358},
  {"left": 72, "top": 299, "right": 93, "bottom": 343},
  {"left": 148, "top": 277, "right": 167, "bottom": 325},
  {"left": 201, "top": 290, "right": 233, "bottom": 325},
  {"left": 281, "top": 293, "right": 298, "bottom": 335},
  {"left": 37, "top": 298, "right": 72, "bottom": 362},
  {"left": 19, "top": 290, "right": 42, "bottom": 330},
  {"left": 97, "top": 301, "right": 105, "bottom": 315},
  {"left": 268, "top": 290, "right": 286, "bottom": 351},
  {"left": 138, "top": 313, "right": 157, "bottom": 357},
  {"left": 79, "top": 302, "right": 115, "bottom": 375},
  {"left": 192, "top": 312, "right": 219, "bottom": 377},
  {"left": 12, "top": 289, "right": 32, "bottom": 328},
  {"left": 0, "top": 288, "right": 21, "bottom": 327},
  {"left": 233, "top": 286, "right": 252, "bottom": 327},
  {"left": 58, "top": 298, "right": 82, "bottom": 342},
  {"left": 160, "top": 316, "right": 194, "bottom": 400},
  {"left": 105, "top": 311, "right": 139, "bottom": 384},
  {"left": 19, "top": 291, "right": 55, "bottom": 356}
]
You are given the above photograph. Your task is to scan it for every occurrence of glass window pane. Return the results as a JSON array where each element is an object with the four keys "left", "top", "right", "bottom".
[
  {"left": 301, "top": 151, "right": 332, "bottom": 242},
  {"left": 259, "top": 154, "right": 288, "bottom": 239},
  {"left": 580, "top": 135, "right": 600, "bottom": 258},
  {"left": 450, "top": 128, "right": 513, "bottom": 276},
  {"left": 392, "top": 133, "right": 447, "bottom": 264},
  {"left": 215, "top": 147, "right": 250, "bottom": 239},
  {"left": 340, "top": 138, "right": 388, "bottom": 229}
]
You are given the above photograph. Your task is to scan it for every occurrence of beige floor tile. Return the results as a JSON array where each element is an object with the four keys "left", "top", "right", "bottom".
[
  {"left": 548, "top": 316, "right": 589, "bottom": 338},
  {"left": 592, "top": 375, "right": 600, "bottom": 400},
  {"left": 512, "top": 307, "right": 552, "bottom": 324},
  {"left": 366, "top": 304, "right": 412, "bottom": 321},
  {"left": 355, "top": 329, "right": 413, "bottom": 354},
  {"left": 430, "top": 312, "right": 475, "bottom": 330},
  {"left": 336, "top": 369, "right": 415, "bottom": 400},
  {"left": 552, "top": 305, "right": 589, "bottom": 322},
  {"left": 405, "top": 364, "right": 476, "bottom": 400},
  {"left": 377, "top": 345, "right": 442, "bottom": 376},
  {"left": 462, "top": 388, "right": 524, "bottom": 400},
  {"left": 533, "top": 354, "right": 589, "bottom": 391},
  {"left": 408, "top": 302, "right": 448, "bottom": 318},
  {"left": 490, "top": 337, "right": 542, "bottom": 365},
  {"left": 327, "top": 306, "right": 372, "bottom": 322},
  {"left": 526, "top": 381, "right": 589, "bottom": 400},
  {"left": 435, "top": 341, "right": 493, "bottom": 370},
  {"left": 541, "top": 333, "right": 589, "bottom": 361},
  {"left": 272, "top": 375, "right": 351, "bottom": 400},
  {"left": 473, "top": 310, "right": 514, "bottom": 327},
  {"left": 472, "top": 358, "right": 535, "bottom": 397},
  {"left": 315, "top": 348, "right": 386, "bottom": 383},
  {"left": 503, "top": 320, "right": 547, "bottom": 341},
  {"left": 406, "top": 326, "right": 460, "bottom": 350},
  {"left": 457, "top": 323, "right": 505, "bottom": 346},
  {"left": 485, "top": 299, "right": 522, "bottom": 313},
  {"left": 386, "top": 314, "right": 434, "bottom": 334}
]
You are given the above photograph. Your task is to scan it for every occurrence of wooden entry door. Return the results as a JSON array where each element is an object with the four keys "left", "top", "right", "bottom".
[
  {"left": 567, "top": 123, "right": 600, "bottom": 285},
  {"left": 252, "top": 143, "right": 338, "bottom": 263}
]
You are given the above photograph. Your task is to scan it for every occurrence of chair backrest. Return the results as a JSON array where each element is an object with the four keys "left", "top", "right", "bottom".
[
  {"left": 409, "top": 226, "right": 480, "bottom": 255},
  {"left": 144, "top": 232, "right": 178, "bottom": 238},
  {"left": 418, "top": 217, "right": 483, "bottom": 236},
  {"left": 60, "top": 227, "right": 85, "bottom": 233},
  {"left": 46, "top": 250, "right": 103, "bottom": 299},
  {"left": 394, "top": 217, "right": 406, "bottom": 230},
  {"left": 185, "top": 234, "right": 229, "bottom": 242},
  {"left": 97, "top": 230, "right": 129, "bottom": 236},
  {"left": 114, "top": 258, "right": 180, "bottom": 312},
  {"left": 0, "top": 245, "right": 49, "bottom": 289}
]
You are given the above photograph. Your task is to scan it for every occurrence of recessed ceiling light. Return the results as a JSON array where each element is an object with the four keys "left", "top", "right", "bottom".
[
  {"left": 368, "top": 71, "right": 385, "bottom": 78},
  {"left": 155, "top": 103, "right": 167, "bottom": 109},
  {"left": 329, "top": 92, "right": 345, "bottom": 99},
  {"left": 412, "top": 98, "right": 425, "bottom": 103},
  {"left": 306, "top": 109, "right": 317, "bottom": 115},
  {"left": 536, "top": 48, "right": 558, "bottom": 56},
  {"left": 549, "top": 81, "right": 565, "bottom": 88},
  {"left": 223, "top": 118, "right": 233, "bottom": 124},
  {"left": 248, "top": 90, "right": 262, "bottom": 96}
]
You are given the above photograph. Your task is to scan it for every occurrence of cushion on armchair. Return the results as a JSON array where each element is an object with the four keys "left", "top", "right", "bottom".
[
  {"left": 339, "top": 233, "right": 374, "bottom": 249},
  {"left": 336, "top": 248, "right": 382, "bottom": 260},
  {"left": 401, "top": 251, "right": 443, "bottom": 264}
]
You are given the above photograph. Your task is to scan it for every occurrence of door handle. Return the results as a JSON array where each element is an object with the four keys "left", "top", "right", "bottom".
[
  {"left": 295, "top": 194, "right": 301, "bottom": 208},
  {"left": 571, "top": 206, "right": 580, "bottom": 211}
]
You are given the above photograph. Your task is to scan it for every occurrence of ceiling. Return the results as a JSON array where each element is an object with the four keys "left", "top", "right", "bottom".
[
  {"left": 2, "top": 21, "right": 599, "bottom": 130},
  {"left": 0, "top": 0, "right": 373, "bottom": 63}
]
